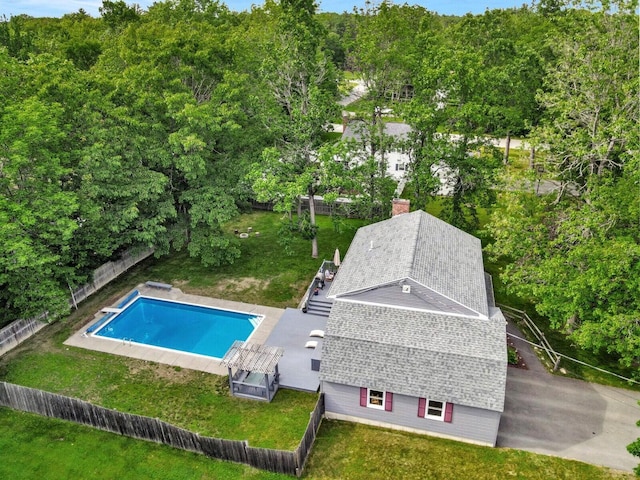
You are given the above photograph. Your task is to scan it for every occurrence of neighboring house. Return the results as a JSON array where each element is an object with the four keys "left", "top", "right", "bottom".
[
  {"left": 318, "top": 203, "right": 507, "bottom": 446},
  {"left": 342, "top": 121, "right": 412, "bottom": 183},
  {"left": 341, "top": 121, "right": 453, "bottom": 196}
]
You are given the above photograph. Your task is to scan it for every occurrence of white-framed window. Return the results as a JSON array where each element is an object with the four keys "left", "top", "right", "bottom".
[
  {"left": 418, "top": 397, "right": 452, "bottom": 422},
  {"left": 360, "top": 387, "right": 393, "bottom": 411},
  {"left": 425, "top": 399, "right": 445, "bottom": 420},
  {"left": 367, "top": 389, "right": 385, "bottom": 410}
]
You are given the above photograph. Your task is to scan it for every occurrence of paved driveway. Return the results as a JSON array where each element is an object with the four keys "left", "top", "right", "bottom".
[{"left": 497, "top": 323, "right": 640, "bottom": 472}]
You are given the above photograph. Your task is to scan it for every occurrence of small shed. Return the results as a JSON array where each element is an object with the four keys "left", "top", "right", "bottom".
[{"left": 220, "top": 341, "right": 284, "bottom": 402}]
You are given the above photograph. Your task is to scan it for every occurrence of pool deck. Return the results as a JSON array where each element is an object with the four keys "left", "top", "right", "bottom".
[
  {"left": 64, "top": 285, "right": 284, "bottom": 376},
  {"left": 264, "top": 308, "right": 327, "bottom": 392}
]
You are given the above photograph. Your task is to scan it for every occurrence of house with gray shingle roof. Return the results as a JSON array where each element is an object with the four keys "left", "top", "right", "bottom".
[
  {"left": 319, "top": 207, "right": 507, "bottom": 446},
  {"left": 341, "top": 121, "right": 454, "bottom": 196}
]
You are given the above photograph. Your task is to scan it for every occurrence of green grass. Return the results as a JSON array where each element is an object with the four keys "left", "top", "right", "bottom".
[
  {"left": 0, "top": 411, "right": 632, "bottom": 480},
  {"left": 131, "top": 212, "right": 366, "bottom": 308},
  {"left": 0, "top": 209, "right": 637, "bottom": 477},
  {"left": 0, "top": 408, "right": 283, "bottom": 480},
  {"left": 305, "top": 421, "right": 633, "bottom": 479}
]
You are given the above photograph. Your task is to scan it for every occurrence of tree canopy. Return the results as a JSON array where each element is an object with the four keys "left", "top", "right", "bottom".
[{"left": 0, "top": 0, "right": 638, "bottom": 381}]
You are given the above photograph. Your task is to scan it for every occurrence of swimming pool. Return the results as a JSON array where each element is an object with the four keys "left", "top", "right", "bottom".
[{"left": 93, "top": 297, "right": 262, "bottom": 359}]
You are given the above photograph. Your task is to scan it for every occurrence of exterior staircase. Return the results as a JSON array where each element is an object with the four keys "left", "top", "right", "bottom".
[{"left": 305, "top": 295, "right": 333, "bottom": 317}]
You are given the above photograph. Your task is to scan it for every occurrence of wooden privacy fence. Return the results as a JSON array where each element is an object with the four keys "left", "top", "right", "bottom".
[
  {"left": 0, "top": 247, "right": 154, "bottom": 356},
  {"left": 70, "top": 247, "right": 154, "bottom": 307},
  {"left": 251, "top": 197, "right": 384, "bottom": 219},
  {"left": 0, "top": 318, "right": 48, "bottom": 356},
  {"left": 0, "top": 381, "right": 324, "bottom": 477},
  {"left": 498, "top": 303, "right": 561, "bottom": 371}
]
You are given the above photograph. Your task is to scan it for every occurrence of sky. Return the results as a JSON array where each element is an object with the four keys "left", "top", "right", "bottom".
[{"left": 2, "top": 0, "right": 533, "bottom": 18}]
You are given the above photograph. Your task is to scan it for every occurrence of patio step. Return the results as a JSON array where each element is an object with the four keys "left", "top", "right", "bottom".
[{"left": 306, "top": 298, "right": 333, "bottom": 317}]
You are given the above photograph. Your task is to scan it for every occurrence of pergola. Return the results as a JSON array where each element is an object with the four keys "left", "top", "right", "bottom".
[{"left": 220, "top": 341, "right": 284, "bottom": 402}]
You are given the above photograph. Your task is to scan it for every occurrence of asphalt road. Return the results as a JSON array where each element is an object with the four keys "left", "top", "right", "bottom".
[{"left": 497, "top": 322, "right": 640, "bottom": 472}]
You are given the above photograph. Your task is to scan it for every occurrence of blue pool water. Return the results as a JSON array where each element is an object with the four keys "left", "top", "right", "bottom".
[{"left": 94, "top": 297, "right": 260, "bottom": 358}]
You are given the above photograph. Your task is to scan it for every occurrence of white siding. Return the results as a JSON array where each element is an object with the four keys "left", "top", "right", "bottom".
[{"left": 323, "top": 381, "right": 501, "bottom": 446}]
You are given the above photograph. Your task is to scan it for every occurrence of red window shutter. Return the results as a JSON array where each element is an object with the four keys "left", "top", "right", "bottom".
[
  {"left": 417, "top": 397, "right": 426, "bottom": 418},
  {"left": 444, "top": 403, "right": 454, "bottom": 423},
  {"left": 360, "top": 387, "right": 367, "bottom": 407},
  {"left": 385, "top": 392, "right": 393, "bottom": 412}
]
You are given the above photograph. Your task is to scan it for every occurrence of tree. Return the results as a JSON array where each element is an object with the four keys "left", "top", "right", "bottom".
[
  {"left": 339, "top": 115, "right": 401, "bottom": 221},
  {"left": 249, "top": 0, "right": 338, "bottom": 258},
  {"left": 629, "top": 406, "right": 640, "bottom": 476},
  {"left": 0, "top": 97, "right": 78, "bottom": 322},
  {"left": 486, "top": 6, "right": 639, "bottom": 370},
  {"left": 402, "top": 38, "right": 502, "bottom": 232}
]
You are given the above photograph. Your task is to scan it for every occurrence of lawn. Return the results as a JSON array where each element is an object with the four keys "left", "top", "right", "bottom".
[
  {"left": 0, "top": 410, "right": 632, "bottom": 480},
  {"left": 0, "top": 209, "right": 637, "bottom": 478},
  {"left": 0, "top": 212, "right": 366, "bottom": 450}
]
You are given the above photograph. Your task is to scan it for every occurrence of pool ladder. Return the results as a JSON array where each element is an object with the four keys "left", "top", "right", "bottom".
[{"left": 122, "top": 337, "right": 134, "bottom": 346}]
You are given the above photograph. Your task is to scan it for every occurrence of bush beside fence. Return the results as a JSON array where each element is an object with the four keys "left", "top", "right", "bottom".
[{"left": 0, "top": 381, "right": 324, "bottom": 477}]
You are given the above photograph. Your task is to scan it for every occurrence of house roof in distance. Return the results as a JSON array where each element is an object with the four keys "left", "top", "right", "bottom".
[
  {"left": 342, "top": 121, "right": 412, "bottom": 142},
  {"left": 327, "top": 210, "right": 489, "bottom": 317}
]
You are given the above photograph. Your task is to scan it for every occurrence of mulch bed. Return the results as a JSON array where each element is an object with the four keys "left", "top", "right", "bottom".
[{"left": 507, "top": 337, "right": 528, "bottom": 369}]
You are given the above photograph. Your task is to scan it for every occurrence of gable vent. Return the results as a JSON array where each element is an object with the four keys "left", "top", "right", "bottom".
[{"left": 402, "top": 285, "right": 411, "bottom": 294}]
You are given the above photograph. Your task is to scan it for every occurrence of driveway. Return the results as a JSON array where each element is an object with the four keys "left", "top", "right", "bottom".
[{"left": 497, "top": 322, "right": 640, "bottom": 472}]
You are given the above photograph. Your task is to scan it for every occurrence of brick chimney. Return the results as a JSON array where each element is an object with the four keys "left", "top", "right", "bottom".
[{"left": 391, "top": 198, "right": 410, "bottom": 217}]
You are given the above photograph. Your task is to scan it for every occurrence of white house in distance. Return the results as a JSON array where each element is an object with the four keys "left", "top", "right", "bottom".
[
  {"left": 341, "top": 121, "right": 412, "bottom": 183},
  {"left": 341, "top": 121, "right": 453, "bottom": 196},
  {"left": 318, "top": 200, "right": 507, "bottom": 446}
]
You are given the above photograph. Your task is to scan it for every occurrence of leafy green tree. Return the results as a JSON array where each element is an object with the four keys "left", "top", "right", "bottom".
[
  {"left": 403, "top": 39, "right": 502, "bottom": 232},
  {"left": 532, "top": 9, "right": 638, "bottom": 194},
  {"left": 349, "top": 1, "right": 426, "bottom": 105},
  {"left": 90, "top": 0, "right": 249, "bottom": 267},
  {"left": 0, "top": 97, "right": 78, "bottom": 322},
  {"left": 0, "top": 15, "right": 35, "bottom": 60},
  {"left": 99, "top": 0, "right": 141, "bottom": 30},
  {"left": 249, "top": 0, "right": 338, "bottom": 258},
  {"left": 628, "top": 406, "right": 640, "bottom": 476},
  {"left": 486, "top": 5, "right": 639, "bottom": 369}
]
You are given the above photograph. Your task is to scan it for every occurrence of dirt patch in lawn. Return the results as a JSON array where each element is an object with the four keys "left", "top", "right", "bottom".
[
  {"left": 187, "top": 277, "right": 269, "bottom": 298},
  {"left": 128, "top": 361, "right": 205, "bottom": 384}
]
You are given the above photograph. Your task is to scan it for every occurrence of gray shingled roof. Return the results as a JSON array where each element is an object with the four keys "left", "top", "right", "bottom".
[
  {"left": 319, "top": 301, "right": 507, "bottom": 412},
  {"left": 327, "top": 210, "right": 489, "bottom": 317},
  {"left": 342, "top": 122, "right": 412, "bottom": 142}
]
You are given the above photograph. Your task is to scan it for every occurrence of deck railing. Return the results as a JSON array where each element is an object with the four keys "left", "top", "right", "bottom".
[
  {"left": 301, "top": 260, "right": 336, "bottom": 313},
  {"left": 498, "top": 303, "right": 561, "bottom": 371}
]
